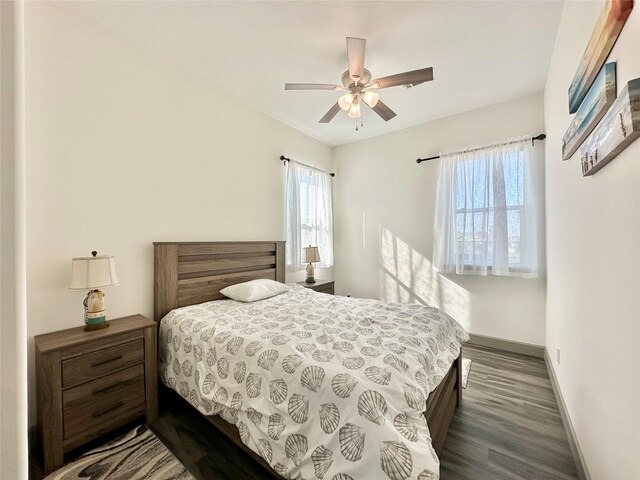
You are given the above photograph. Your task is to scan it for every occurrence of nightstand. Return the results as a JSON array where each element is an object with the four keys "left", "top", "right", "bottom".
[
  {"left": 35, "top": 314, "right": 158, "bottom": 473},
  {"left": 298, "top": 279, "right": 335, "bottom": 295}
]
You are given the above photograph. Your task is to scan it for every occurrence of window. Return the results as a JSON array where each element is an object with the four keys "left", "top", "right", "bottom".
[
  {"left": 433, "top": 136, "right": 538, "bottom": 277},
  {"left": 285, "top": 161, "right": 333, "bottom": 272}
]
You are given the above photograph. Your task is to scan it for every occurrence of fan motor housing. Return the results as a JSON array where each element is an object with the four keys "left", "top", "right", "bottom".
[{"left": 341, "top": 69, "right": 372, "bottom": 89}]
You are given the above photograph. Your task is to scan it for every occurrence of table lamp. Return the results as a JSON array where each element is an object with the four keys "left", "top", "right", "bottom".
[
  {"left": 303, "top": 246, "right": 320, "bottom": 284},
  {"left": 70, "top": 251, "right": 119, "bottom": 331}
]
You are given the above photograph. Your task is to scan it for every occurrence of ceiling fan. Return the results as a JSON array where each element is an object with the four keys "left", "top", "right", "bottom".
[{"left": 285, "top": 37, "right": 433, "bottom": 127}]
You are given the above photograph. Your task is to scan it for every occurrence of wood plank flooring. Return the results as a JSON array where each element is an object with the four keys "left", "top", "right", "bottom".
[
  {"left": 30, "top": 344, "right": 579, "bottom": 479},
  {"left": 439, "top": 345, "right": 578, "bottom": 479}
]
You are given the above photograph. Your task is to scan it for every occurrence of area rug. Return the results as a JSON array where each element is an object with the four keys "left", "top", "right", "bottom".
[
  {"left": 461, "top": 357, "right": 473, "bottom": 388},
  {"left": 44, "top": 425, "right": 194, "bottom": 480}
]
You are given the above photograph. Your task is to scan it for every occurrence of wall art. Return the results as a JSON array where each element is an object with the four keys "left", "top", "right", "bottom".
[
  {"left": 581, "top": 78, "right": 640, "bottom": 176},
  {"left": 568, "top": 0, "right": 632, "bottom": 114}
]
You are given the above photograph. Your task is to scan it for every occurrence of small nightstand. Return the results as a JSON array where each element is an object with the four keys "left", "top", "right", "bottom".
[
  {"left": 298, "top": 279, "right": 335, "bottom": 295},
  {"left": 35, "top": 314, "right": 158, "bottom": 473}
]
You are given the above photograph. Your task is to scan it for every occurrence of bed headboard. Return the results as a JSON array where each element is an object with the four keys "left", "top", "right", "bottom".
[{"left": 153, "top": 241, "right": 285, "bottom": 322}]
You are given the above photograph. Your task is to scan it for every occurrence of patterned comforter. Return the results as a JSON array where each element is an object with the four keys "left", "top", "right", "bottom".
[{"left": 159, "top": 284, "right": 469, "bottom": 480}]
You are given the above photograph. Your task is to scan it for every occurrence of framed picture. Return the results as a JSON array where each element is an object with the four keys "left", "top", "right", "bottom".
[
  {"left": 581, "top": 78, "right": 640, "bottom": 176},
  {"left": 562, "top": 63, "right": 616, "bottom": 160},
  {"left": 567, "top": 0, "right": 632, "bottom": 114}
]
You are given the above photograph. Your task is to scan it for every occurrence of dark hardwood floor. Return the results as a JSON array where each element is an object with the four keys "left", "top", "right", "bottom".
[
  {"left": 439, "top": 345, "right": 578, "bottom": 479},
  {"left": 30, "top": 344, "right": 579, "bottom": 479}
]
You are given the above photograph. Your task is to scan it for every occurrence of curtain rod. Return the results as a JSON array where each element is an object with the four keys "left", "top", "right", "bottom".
[
  {"left": 280, "top": 155, "right": 335, "bottom": 177},
  {"left": 416, "top": 134, "right": 547, "bottom": 164}
]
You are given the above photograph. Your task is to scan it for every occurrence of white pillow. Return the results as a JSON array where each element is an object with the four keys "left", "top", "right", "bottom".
[{"left": 220, "top": 279, "right": 290, "bottom": 303}]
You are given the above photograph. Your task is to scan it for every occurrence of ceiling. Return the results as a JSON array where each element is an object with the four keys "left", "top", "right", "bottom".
[{"left": 57, "top": 1, "right": 563, "bottom": 147}]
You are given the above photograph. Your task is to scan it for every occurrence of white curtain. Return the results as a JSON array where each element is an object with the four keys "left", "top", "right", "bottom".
[
  {"left": 433, "top": 135, "right": 538, "bottom": 278},
  {"left": 285, "top": 161, "right": 334, "bottom": 272}
]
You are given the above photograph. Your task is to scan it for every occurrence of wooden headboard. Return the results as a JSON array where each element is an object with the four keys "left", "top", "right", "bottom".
[{"left": 153, "top": 241, "right": 285, "bottom": 322}]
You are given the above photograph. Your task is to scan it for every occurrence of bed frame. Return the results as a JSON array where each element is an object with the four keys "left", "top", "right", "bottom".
[{"left": 153, "top": 241, "right": 461, "bottom": 477}]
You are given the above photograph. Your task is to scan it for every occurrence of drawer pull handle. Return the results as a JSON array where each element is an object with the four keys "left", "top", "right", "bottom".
[
  {"left": 92, "top": 401, "right": 124, "bottom": 418},
  {"left": 91, "top": 355, "right": 123, "bottom": 367},
  {"left": 93, "top": 381, "right": 123, "bottom": 395}
]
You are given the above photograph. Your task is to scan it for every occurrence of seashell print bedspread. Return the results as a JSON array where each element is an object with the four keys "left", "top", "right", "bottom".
[{"left": 159, "top": 284, "right": 469, "bottom": 480}]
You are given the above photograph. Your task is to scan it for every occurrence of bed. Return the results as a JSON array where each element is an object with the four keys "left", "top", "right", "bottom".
[{"left": 154, "top": 241, "right": 468, "bottom": 479}]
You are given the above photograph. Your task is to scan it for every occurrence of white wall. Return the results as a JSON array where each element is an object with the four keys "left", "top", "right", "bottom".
[
  {"left": 544, "top": 1, "right": 640, "bottom": 478},
  {"left": 332, "top": 93, "right": 546, "bottom": 345},
  {"left": 24, "top": 3, "right": 332, "bottom": 424}
]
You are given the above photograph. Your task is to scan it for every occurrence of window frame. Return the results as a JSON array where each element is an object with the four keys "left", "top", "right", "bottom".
[{"left": 433, "top": 135, "right": 539, "bottom": 279}]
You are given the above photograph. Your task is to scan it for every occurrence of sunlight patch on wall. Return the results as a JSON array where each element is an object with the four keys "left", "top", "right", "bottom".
[{"left": 379, "top": 227, "right": 470, "bottom": 329}]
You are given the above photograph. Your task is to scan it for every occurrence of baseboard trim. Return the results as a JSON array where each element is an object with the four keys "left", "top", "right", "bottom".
[
  {"left": 467, "top": 333, "right": 544, "bottom": 358},
  {"left": 544, "top": 348, "right": 590, "bottom": 480}
]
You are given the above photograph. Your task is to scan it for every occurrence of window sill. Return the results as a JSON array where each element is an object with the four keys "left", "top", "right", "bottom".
[{"left": 438, "top": 265, "right": 537, "bottom": 278}]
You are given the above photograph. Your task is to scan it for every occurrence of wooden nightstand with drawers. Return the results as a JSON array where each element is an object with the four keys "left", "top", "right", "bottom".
[
  {"left": 298, "top": 279, "right": 335, "bottom": 295},
  {"left": 35, "top": 314, "right": 157, "bottom": 473}
]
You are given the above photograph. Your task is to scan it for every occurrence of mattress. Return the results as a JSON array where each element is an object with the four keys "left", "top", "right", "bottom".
[{"left": 159, "top": 284, "right": 469, "bottom": 480}]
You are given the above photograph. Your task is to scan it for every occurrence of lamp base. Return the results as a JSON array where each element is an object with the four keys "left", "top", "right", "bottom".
[
  {"left": 83, "top": 289, "right": 109, "bottom": 331},
  {"left": 305, "top": 262, "right": 315, "bottom": 284},
  {"left": 84, "top": 321, "right": 109, "bottom": 332}
]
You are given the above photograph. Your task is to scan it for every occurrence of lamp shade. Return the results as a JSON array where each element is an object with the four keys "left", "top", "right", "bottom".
[
  {"left": 338, "top": 93, "right": 354, "bottom": 111},
  {"left": 70, "top": 255, "right": 119, "bottom": 289},
  {"left": 303, "top": 246, "right": 320, "bottom": 264},
  {"left": 348, "top": 102, "right": 361, "bottom": 118},
  {"left": 362, "top": 91, "right": 379, "bottom": 108}
]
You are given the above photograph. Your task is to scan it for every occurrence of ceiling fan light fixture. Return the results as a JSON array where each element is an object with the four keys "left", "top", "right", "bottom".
[
  {"left": 286, "top": 37, "right": 433, "bottom": 126},
  {"left": 348, "top": 102, "right": 361, "bottom": 118},
  {"left": 338, "top": 93, "right": 354, "bottom": 111},
  {"left": 362, "top": 91, "right": 380, "bottom": 108}
]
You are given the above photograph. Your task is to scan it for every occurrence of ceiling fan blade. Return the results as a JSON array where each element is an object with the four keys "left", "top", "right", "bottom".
[
  {"left": 371, "top": 100, "right": 397, "bottom": 122},
  {"left": 346, "top": 37, "right": 366, "bottom": 83},
  {"left": 319, "top": 102, "right": 341, "bottom": 123},
  {"left": 285, "top": 83, "right": 344, "bottom": 91},
  {"left": 369, "top": 67, "right": 433, "bottom": 89}
]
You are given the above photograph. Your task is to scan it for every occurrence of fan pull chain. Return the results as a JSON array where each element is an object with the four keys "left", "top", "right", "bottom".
[{"left": 355, "top": 113, "right": 364, "bottom": 131}]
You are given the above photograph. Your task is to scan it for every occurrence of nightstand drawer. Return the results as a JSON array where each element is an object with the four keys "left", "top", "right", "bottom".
[
  {"left": 299, "top": 280, "right": 335, "bottom": 295},
  {"left": 62, "top": 338, "right": 144, "bottom": 388},
  {"left": 63, "top": 364, "right": 145, "bottom": 441},
  {"left": 315, "top": 284, "right": 335, "bottom": 294}
]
